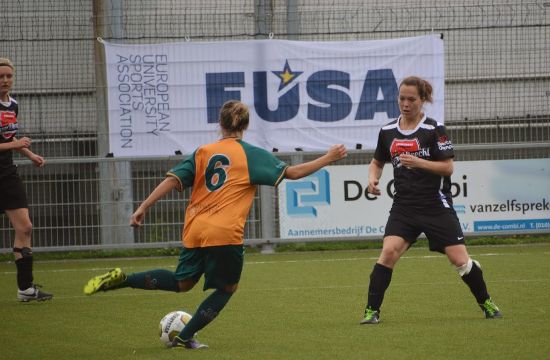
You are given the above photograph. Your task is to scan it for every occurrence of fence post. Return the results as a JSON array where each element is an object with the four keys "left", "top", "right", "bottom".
[
  {"left": 260, "top": 185, "right": 277, "bottom": 254},
  {"left": 93, "top": 0, "right": 134, "bottom": 245},
  {"left": 287, "top": 0, "right": 301, "bottom": 40}
]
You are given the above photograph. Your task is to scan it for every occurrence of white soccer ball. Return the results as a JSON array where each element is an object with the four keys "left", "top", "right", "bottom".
[{"left": 159, "top": 310, "right": 193, "bottom": 347}]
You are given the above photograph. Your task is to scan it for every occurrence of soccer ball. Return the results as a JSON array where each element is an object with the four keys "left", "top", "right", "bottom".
[{"left": 158, "top": 310, "right": 192, "bottom": 347}]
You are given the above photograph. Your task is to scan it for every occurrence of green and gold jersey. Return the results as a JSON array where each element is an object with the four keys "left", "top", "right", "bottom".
[{"left": 168, "top": 138, "right": 288, "bottom": 248}]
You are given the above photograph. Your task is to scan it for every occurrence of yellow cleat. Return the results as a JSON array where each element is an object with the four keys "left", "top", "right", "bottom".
[{"left": 83, "top": 268, "right": 125, "bottom": 295}]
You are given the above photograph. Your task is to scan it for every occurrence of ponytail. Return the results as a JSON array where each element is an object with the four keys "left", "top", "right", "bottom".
[{"left": 219, "top": 100, "right": 249, "bottom": 133}]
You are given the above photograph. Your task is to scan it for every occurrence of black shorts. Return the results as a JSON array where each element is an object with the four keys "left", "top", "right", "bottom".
[
  {"left": 384, "top": 204, "right": 465, "bottom": 254},
  {"left": 175, "top": 245, "right": 245, "bottom": 291},
  {"left": 0, "top": 172, "right": 28, "bottom": 214}
]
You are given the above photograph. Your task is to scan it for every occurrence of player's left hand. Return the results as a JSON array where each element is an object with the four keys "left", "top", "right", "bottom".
[
  {"left": 327, "top": 144, "right": 347, "bottom": 162},
  {"left": 131, "top": 208, "right": 145, "bottom": 227},
  {"left": 30, "top": 154, "right": 45, "bottom": 167}
]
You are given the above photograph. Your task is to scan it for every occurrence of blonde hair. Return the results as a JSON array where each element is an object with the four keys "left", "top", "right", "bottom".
[
  {"left": 219, "top": 100, "right": 249, "bottom": 133},
  {"left": 400, "top": 76, "right": 433, "bottom": 103},
  {"left": 0, "top": 58, "right": 15, "bottom": 70}
]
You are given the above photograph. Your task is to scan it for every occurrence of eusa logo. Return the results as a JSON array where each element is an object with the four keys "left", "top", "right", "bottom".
[
  {"left": 285, "top": 170, "right": 331, "bottom": 217},
  {"left": 205, "top": 60, "right": 401, "bottom": 123}
]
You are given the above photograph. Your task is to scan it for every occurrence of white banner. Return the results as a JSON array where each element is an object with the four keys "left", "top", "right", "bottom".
[
  {"left": 102, "top": 35, "right": 444, "bottom": 156},
  {"left": 278, "top": 159, "right": 550, "bottom": 239}
]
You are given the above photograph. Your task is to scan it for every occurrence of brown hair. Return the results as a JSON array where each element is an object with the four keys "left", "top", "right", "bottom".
[
  {"left": 400, "top": 76, "right": 433, "bottom": 103},
  {"left": 0, "top": 58, "right": 15, "bottom": 70},
  {"left": 219, "top": 100, "right": 249, "bottom": 133}
]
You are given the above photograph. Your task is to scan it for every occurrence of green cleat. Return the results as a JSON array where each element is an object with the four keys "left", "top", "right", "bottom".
[
  {"left": 83, "top": 268, "right": 125, "bottom": 295},
  {"left": 479, "top": 298, "right": 502, "bottom": 318},
  {"left": 360, "top": 307, "right": 380, "bottom": 325}
]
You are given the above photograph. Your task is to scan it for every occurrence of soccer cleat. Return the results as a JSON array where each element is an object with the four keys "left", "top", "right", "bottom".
[
  {"left": 479, "top": 298, "right": 502, "bottom": 318},
  {"left": 171, "top": 336, "right": 208, "bottom": 350},
  {"left": 83, "top": 268, "right": 125, "bottom": 295},
  {"left": 17, "top": 284, "right": 53, "bottom": 302},
  {"left": 360, "top": 307, "right": 380, "bottom": 324}
]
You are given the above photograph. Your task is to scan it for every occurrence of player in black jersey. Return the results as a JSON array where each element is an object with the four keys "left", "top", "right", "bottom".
[
  {"left": 360, "top": 76, "right": 501, "bottom": 324},
  {"left": 0, "top": 58, "right": 52, "bottom": 302}
]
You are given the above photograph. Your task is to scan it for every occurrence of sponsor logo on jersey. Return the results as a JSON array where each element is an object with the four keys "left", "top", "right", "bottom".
[
  {"left": 0, "top": 111, "right": 17, "bottom": 139},
  {"left": 389, "top": 138, "right": 432, "bottom": 167},
  {"left": 437, "top": 135, "right": 453, "bottom": 151},
  {"left": 390, "top": 138, "right": 420, "bottom": 156},
  {"left": 285, "top": 169, "right": 330, "bottom": 217}
]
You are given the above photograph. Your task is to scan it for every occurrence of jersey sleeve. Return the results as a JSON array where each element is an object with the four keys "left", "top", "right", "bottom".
[
  {"left": 240, "top": 141, "right": 288, "bottom": 186},
  {"left": 166, "top": 150, "right": 197, "bottom": 191},
  {"left": 373, "top": 129, "right": 390, "bottom": 163},
  {"left": 431, "top": 123, "right": 454, "bottom": 160}
]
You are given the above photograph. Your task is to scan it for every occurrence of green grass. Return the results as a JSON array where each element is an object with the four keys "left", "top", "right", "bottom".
[
  {"left": 1, "top": 234, "right": 547, "bottom": 262},
  {"left": 1, "top": 244, "right": 549, "bottom": 359}
]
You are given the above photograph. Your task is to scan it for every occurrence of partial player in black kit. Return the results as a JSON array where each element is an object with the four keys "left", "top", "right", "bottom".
[
  {"left": 0, "top": 58, "right": 53, "bottom": 302},
  {"left": 359, "top": 76, "right": 501, "bottom": 324}
]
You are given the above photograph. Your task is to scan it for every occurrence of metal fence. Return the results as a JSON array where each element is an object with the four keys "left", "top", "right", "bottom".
[{"left": 1, "top": 0, "right": 549, "bottom": 252}]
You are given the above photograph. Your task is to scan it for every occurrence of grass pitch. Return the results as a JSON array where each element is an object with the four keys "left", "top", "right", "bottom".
[{"left": 1, "top": 244, "right": 549, "bottom": 360}]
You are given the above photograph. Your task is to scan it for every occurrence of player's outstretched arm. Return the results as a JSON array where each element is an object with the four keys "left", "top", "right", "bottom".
[
  {"left": 284, "top": 144, "right": 347, "bottom": 180},
  {"left": 131, "top": 177, "right": 180, "bottom": 227}
]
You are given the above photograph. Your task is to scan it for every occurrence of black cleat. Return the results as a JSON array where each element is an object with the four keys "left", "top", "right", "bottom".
[{"left": 17, "top": 284, "right": 53, "bottom": 302}]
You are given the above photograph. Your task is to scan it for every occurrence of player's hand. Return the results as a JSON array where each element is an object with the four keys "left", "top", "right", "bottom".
[
  {"left": 367, "top": 178, "right": 381, "bottom": 195},
  {"left": 327, "top": 144, "right": 347, "bottom": 162},
  {"left": 30, "top": 154, "right": 45, "bottom": 167},
  {"left": 13, "top": 137, "right": 31, "bottom": 149},
  {"left": 131, "top": 208, "right": 145, "bottom": 227},
  {"left": 399, "top": 154, "right": 419, "bottom": 169}
]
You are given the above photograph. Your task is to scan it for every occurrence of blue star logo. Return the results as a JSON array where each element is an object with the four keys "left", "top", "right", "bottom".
[{"left": 272, "top": 60, "right": 302, "bottom": 91}]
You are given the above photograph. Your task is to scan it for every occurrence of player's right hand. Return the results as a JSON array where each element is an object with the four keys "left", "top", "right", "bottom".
[
  {"left": 13, "top": 137, "right": 31, "bottom": 149},
  {"left": 367, "top": 179, "right": 381, "bottom": 195}
]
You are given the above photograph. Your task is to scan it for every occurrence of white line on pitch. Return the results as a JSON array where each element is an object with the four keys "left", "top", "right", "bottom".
[{"left": 0, "top": 251, "right": 548, "bottom": 276}]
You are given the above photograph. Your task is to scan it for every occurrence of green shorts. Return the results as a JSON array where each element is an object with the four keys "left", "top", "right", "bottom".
[{"left": 175, "top": 245, "right": 244, "bottom": 291}]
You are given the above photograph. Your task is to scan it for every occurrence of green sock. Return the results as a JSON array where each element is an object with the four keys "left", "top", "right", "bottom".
[
  {"left": 178, "top": 289, "right": 233, "bottom": 340},
  {"left": 122, "top": 269, "right": 179, "bottom": 292}
]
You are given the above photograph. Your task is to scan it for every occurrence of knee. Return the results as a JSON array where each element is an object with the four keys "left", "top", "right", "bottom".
[
  {"left": 454, "top": 258, "right": 481, "bottom": 276},
  {"left": 177, "top": 279, "right": 197, "bottom": 292},
  {"left": 223, "top": 283, "right": 239, "bottom": 294},
  {"left": 378, "top": 247, "right": 401, "bottom": 267},
  {"left": 15, "top": 221, "right": 33, "bottom": 238}
]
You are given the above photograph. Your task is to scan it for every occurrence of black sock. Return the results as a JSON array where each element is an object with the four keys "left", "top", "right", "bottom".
[
  {"left": 123, "top": 269, "right": 179, "bottom": 292},
  {"left": 15, "top": 256, "right": 34, "bottom": 290},
  {"left": 461, "top": 261, "right": 490, "bottom": 304},
  {"left": 367, "top": 263, "right": 393, "bottom": 311},
  {"left": 178, "top": 289, "right": 233, "bottom": 340}
]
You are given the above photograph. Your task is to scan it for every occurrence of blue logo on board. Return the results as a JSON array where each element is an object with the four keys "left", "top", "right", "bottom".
[
  {"left": 454, "top": 204, "right": 466, "bottom": 214},
  {"left": 285, "top": 170, "right": 331, "bottom": 217}
]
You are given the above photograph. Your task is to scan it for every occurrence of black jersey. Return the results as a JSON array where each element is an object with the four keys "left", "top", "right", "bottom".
[
  {"left": 374, "top": 115, "right": 455, "bottom": 209},
  {"left": 0, "top": 96, "right": 19, "bottom": 176}
]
